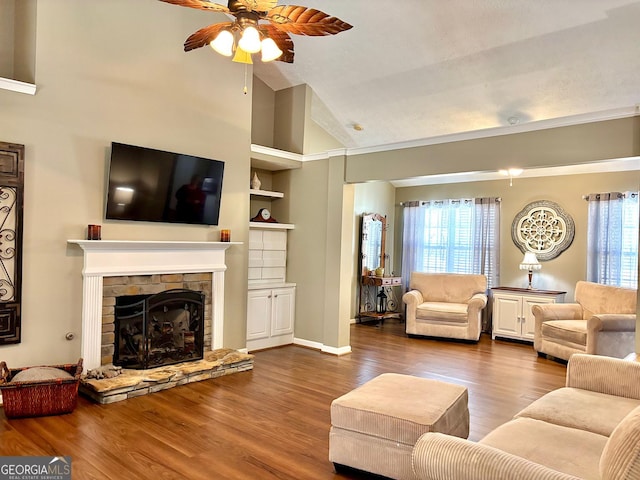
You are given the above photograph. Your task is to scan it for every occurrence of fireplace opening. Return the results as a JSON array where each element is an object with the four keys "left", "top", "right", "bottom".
[{"left": 114, "top": 289, "right": 205, "bottom": 369}]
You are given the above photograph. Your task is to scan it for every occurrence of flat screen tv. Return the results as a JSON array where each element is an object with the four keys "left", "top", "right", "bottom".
[{"left": 105, "top": 142, "right": 224, "bottom": 226}]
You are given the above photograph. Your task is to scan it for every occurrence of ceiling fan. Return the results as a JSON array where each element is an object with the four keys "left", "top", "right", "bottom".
[{"left": 158, "top": 0, "right": 353, "bottom": 64}]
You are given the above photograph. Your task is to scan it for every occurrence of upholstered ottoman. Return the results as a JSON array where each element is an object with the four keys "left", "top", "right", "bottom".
[{"left": 329, "top": 373, "right": 469, "bottom": 480}]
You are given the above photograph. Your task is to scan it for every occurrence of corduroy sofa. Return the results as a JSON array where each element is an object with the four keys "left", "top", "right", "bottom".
[
  {"left": 411, "top": 354, "right": 640, "bottom": 479},
  {"left": 403, "top": 273, "right": 488, "bottom": 341},
  {"left": 533, "top": 281, "right": 637, "bottom": 361}
]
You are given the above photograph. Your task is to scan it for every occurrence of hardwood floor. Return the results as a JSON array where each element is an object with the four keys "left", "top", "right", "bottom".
[{"left": 0, "top": 322, "right": 567, "bottom": 479}]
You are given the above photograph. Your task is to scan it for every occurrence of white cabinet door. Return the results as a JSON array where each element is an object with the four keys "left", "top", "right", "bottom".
[
  {"left": 522, "top": 296, "right": 556, "bottom": 340},
  {"left": 271, "top": 287, "right": 295, "bottom": 336},
  {"left": 247, "top": 290, "right": 271, "bottom": 341},
  {"left": 492, "top": 294, "right": 522, "bottom": 339}
]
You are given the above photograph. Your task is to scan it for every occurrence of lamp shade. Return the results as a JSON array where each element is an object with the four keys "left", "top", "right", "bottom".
[
  {"left": 261, "top": 37, "right": 283, "bottom": 62},
  {"left": 238, "top": 26, "right": 261, "bottom": 53},
  {"left": 210, "top": 30, "right": 234, "bottom": 57},
  {"left": 519, "top": 252, "right": 541, "bottom": 270}
]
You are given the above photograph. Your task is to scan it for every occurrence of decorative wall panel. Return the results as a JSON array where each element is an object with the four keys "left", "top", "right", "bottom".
[
  {"left": 511, "top": 200, "right": 574, "bottom": 261},
  {"left": 0, "top": 142, "right": 24, "bottom": 344}
]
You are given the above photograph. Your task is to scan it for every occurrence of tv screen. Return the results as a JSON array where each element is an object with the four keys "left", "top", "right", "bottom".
[{"left": 105, "top": 142, "right": 224, "bottom": 226}]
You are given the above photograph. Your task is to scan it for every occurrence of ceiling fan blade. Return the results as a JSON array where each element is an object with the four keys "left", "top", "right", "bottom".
[
  {"left": 184, "top": 22, "right": 234, "bottom": 51},
  {"left": 262, "top": 24, "right": 295, "bottom": 63},
  {"left": 266, "top": 6, "right": 352, "bottom": 36},
  {"left": 236, "top": 0, "right": 278, "bottom": 12},
  {"left": 157, "top": 0, "right": 229, "bottom": 13}
]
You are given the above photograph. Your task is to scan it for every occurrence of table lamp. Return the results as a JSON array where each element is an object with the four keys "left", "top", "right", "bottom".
[{"left": 519, "top": 252, "right": 541, "bottom": 289}]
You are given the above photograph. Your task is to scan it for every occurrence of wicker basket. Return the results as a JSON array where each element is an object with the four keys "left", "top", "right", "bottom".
[{"left": 0, "top": 359, "right": 83, "bottom": 418}]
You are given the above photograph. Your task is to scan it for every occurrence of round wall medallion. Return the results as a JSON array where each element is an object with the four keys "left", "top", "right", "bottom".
[{"left": 511, "top": 200, "right": 575, "bottom": 261}]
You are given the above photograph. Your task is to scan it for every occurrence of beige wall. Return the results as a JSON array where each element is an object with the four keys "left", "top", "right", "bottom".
[
  {"left": 0, "top": 0, "right": 251, "bottom": 367},
  {"left": 394, "top": 170, "right": 639, "bottom": 301}
]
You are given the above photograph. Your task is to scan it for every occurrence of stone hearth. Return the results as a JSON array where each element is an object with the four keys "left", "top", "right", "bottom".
[{"left": 80, "top": 349, "right": 253, "bottom": 404}]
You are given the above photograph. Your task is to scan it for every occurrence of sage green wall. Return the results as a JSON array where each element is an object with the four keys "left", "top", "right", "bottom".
[
  {"left": 394, "top": 170, "right": 639, "bottom": 302},
  {"left": 0, "top": 0, "right": 15, "bottom": 78},
  {"left": 352, "top": 182, "right": 396, "bottom": 320},
  {"left": 274, "top": 85, "right": 306, "bottom": 153},
  {"left": 272, "top": 157, "right": 353, "bottom": 350},
  {"left": 346, "top": 117, "right": 640, "bottom": 183},
  {"left": 0, "top": 0, "right": 251, "bottom": 367},
  {"left": 251, "top": 76, "right": 275, "bottom": 147},
  {"left": 1, "top": 0, "right": 36, "bottom": 83}
]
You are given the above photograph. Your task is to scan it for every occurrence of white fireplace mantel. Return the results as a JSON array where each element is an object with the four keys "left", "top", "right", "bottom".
[{"left": 68, "top": 240, "right": 240, "bottom": 370}]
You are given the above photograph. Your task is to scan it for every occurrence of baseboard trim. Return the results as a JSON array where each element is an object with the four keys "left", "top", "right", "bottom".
[
  {"left": 321, "top": 345, "right": 352, "bottom": 356},
  {"left": 293, "top": 337, "right": 323, "bottom": 350},
  {"left": 293, "top": 338, "right": 352, "bottom": 356}
]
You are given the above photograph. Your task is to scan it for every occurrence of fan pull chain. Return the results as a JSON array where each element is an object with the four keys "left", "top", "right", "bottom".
[{"left": 243, "top": 64, "right": 248, "bottom": 95}]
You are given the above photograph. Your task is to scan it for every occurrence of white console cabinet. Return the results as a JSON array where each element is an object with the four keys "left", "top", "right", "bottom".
[{"left": 491, "top": 287, "right": 566, "bottom": 342}]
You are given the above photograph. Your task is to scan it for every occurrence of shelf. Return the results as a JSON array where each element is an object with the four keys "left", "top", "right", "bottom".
[
  {"left": 250, "top": 188, "right": 284, "bottom": 199},
  {"left": 249, "top": 222, "right": 295, "bottom": 230}
]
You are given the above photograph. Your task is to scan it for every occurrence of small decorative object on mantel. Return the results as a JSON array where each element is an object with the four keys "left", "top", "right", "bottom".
[
  {"left": 251, "top": 208, "right": 277, "bottom": 223},
  {"left": 219, "top": 229, "right": 231, "bottom": 242},
  {"left": 87, "top": 224, "right": 101, "bottom": 240},
  {"left": 251, "top": 172, "right": 261, "bottom": 190},
  {"left": 511, "top": 200, "right": 575, "bottom": 261}
]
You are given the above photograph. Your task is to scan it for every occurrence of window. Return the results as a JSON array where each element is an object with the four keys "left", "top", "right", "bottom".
[
  {"left": 586, "top": 192, "right": 638, "bottom": 289},
  {"left": 401, "top": 198, "right": 500, "bottom": 288}
]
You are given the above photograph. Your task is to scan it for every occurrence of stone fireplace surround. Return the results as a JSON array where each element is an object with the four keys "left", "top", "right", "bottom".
[{"left": 68, "top": 240, "right": 238, "bottom": 371}]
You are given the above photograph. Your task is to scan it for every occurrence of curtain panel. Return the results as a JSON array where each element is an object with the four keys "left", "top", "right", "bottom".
[
  {"left": 401, "top": 197, "right": 500, "bottom": 290},
  {"left": 586, "top": 191, "right": 638, "bottom": 288}
]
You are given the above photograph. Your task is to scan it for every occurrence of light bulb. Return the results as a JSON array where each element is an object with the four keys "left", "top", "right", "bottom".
[
  {"left": 238, "top": 26, "right": 261, "bottom": 54},
  {"left": 261, "top": 37, "right": 283, "bottom": 62},
  {"left": 210, "top": 30, "right": 234, "bottom": 57}
]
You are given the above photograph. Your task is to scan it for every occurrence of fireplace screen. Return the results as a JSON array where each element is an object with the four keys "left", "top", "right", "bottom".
[{"left": 114, "top": 289, "right": 205, "bottom": 369}]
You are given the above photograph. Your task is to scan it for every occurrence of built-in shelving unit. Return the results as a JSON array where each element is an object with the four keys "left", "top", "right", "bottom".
[{"left": 247, "top": 157, "right": 297, "bottom": 352}]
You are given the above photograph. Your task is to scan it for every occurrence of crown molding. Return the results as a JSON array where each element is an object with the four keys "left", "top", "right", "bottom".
[{"left": 345, "top": 106, "right": 640, "bottom": 157}]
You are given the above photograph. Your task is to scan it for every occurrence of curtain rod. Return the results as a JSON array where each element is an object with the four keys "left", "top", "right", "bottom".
[
  {"left": 400, "top": 197, "right": 501, "bottom": 206},
  {"left": 583, "top": 192, "right": 637, "bottom": 201}
]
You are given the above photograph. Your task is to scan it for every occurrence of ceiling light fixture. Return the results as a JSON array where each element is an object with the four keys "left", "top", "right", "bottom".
[
  {"left": 158, "top": 1, "right": 352, "bottom": 67},
  {"left": 209, "top": 13, "right": 282, "bottom": 65},
  {"left": 499, "top": 168, "right": 523, "bottom": 187}
]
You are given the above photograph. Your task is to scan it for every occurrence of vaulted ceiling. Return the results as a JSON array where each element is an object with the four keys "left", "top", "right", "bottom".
[{"left": 253, "top": 0, "right": 640, "bottom": 150}]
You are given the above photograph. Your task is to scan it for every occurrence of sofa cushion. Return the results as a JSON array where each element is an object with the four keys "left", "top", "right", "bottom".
[
  {"left": 600, "top": 405, "right": 640, "bottom": 480},
  {"left": 541, "top": 320, "right": 587, "bottom": 346},
  {"left": 480, "top": 417, "right": 607, "bottom": 480},
  {"left": 416, "top": 302, "right": 468, "bottom": 324},
  {"left": 515, "top": 387, "right": 640, "bottom": 437},
  {"left": 575, "top": 281, "right": 637, "bottom": 320},
  {"left": 409, "top": 272, "right": 486, "bottom": 304}
]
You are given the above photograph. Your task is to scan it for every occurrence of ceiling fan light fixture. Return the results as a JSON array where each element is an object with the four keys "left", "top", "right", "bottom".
[
  {"left": 238, "top": 25, "right": 261, "bottom": 54},
  {"left": 261, "top": 37, "right": 283, "bottom": 62},
  {"left": 210, "top": 29, "right": 234, "bottom": 57}
]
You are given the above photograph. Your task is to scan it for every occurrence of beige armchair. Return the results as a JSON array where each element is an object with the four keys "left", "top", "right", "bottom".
[
  {"left": 403, "top": 272, "right": 488, "bottom": 341},
  {"left": 532, "top": 280, "right": 637, "bottom": 361}
]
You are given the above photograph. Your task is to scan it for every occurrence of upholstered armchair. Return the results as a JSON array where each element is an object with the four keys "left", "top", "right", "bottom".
[
  {"left": 532, "top": 280, "right": 637, "bottom": 361},
  {"left": 403, "top": 273, "right": 488, "bottom": 341}
]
